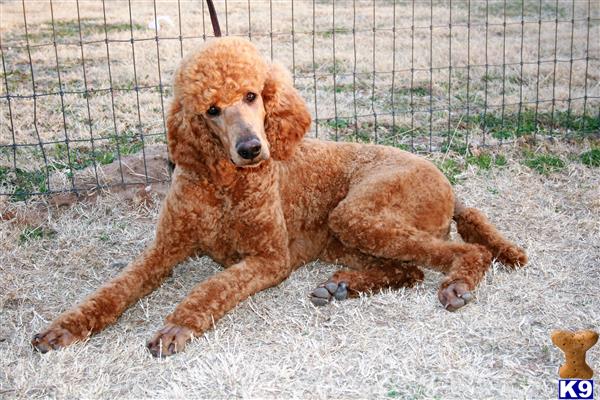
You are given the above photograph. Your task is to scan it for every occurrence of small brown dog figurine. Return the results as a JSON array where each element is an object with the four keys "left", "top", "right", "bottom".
[{"left": 551, "top": 329, "right": 598, "bottom": 379}]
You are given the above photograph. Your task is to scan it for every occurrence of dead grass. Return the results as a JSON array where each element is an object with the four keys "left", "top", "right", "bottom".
[
  {"left": 1, "top": 0, "right": 599, "bottom": 181},
  {"left": 1, "top": 141, "right": 599, "bottom": 399},
  {"left": 1, "top": 2, "right": 599, "bottom": 397}
]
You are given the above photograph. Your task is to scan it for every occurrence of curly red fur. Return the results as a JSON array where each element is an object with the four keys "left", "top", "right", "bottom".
[{"left": 32, "top": 37, "right": 527, "bottom": 356}]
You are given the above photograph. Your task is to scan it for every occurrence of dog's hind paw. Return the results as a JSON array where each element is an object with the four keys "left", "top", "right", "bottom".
[
  {"left": 438, "top": 281, "right": 474, "bottom": 312},
  {"left": 497, "top": 244, "right": 528, "bottom": 268},
  {"left": 310, "top": 280, "right": 348, "bottom": 306}
]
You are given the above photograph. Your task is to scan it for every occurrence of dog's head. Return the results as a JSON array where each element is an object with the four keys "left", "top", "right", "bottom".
[{"left": 167, "top": 37, "right": 311, "bottom": 171}]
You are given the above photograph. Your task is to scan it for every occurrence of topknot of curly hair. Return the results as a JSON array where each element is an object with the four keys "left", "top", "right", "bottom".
[{"left": 173, "top": 37, "right": 269, "bottom": 114}]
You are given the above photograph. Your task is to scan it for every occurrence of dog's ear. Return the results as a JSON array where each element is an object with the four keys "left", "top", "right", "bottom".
[
  {"left": 167, "top": 100, "right": 209, "bottom": 172},
  {"left": 262, "top": 63, "right": 312, "bottom": 161}
]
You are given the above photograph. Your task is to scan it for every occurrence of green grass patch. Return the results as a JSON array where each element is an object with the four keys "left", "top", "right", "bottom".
[
  {"left": 8, "top": 19, "right": 145, "bottom": 43},
  {"left": 111, "top": 135, "right": 145, "bottom": 155},
  {"left": 0, "top": 69, "right": 30, "bottom": 91},
  {"left": 481, "top": 72, "right": 502, "bottom": 83},
  {"left": 395, "top": 86, "right": 430, "bottom": 97},
  {"left": 52, "top": 19, "right": 144, "bottom": 37},
  {"left": 1, "top": 135, "right": 146, "bottom": 201},
  {"left": 466, "top": 153, "right": 507, "bottom": 170},
  {"left": 326, "top": 60, "right": 347, "bottom": 75},
  {"left": 441, "top": 140, "right": 468, "bottom": 155},
  {"left": 435, "top": 152, "right": 507, "bottom": 184},
  {"left": 508, "top": 75, "right": 526, "bottom": 85},
  {"left": 345, "top": 129, "right": 371, "bottom": 143},
  {"left": 435, "top": 159, "right": 463, "bottom": 184},
  {"left": 553, "top": 111, "right": 600, "bottom": 133},
  {"left": 494, "top": 154, "right": 507, "bottom": 167},
  {"left": 333, "top": 83, "right": 355, "bottom": 93},
  {"left": 522, "top": 151, "right": 565, "bottom": 175},
  {"left": 470, "top": 0, "right": 567, "bottom": 19},
  {"left": 0, "top": 69, "right": 29, "bottom": 81},
  {"left": 49, "top": 135, "right": 142, "bottom": 172},
  {"left": 580, "top": 148, "right": 600, "bottom": 167},
  {"left": 467, "top": 153, "right": 493, "bottom": 169},
  {"left": 467, "top": 110, "right": 598, "bottom": 139},
  {"left": 322, "top": 118, "right": 351, "bottom": 130},
  {"left": 51, "top": 144, "right": 110, "bottom": 171},
  {"left": 0, "top": 168, "right": 48, "bottom": 201},
  {"left": 318, "top": 27, "right": 350, "bottom": 38},
  {"left": 0, "top": 165, "right": 9, "bottom": 183},
  {"left": 19, "top": 226, "right": 56, "bottom": 244},
  {"left": 95, "top": 151, "right": 116, "bottom": 165},
  {"left": 487, "top": 186, "right": 500, "bottom": 195}
]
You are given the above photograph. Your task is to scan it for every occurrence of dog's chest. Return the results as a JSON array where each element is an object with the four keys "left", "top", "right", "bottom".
[
  {"left": 193, "top": 187, "right": 280, "bottom": 267},
  {"left": 202, "top": 214, "right": 244, "bottom": 266}
]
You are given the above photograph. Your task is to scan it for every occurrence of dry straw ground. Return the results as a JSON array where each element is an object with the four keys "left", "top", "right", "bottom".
[
  {"left": 1, "top": 143, "right": 599, "bottom": 399},
  {"left": 1, "top": 0, "right": 599, "bottom": 194},
  {"left": 1, "top": 1, "right": 599, "bottom": 399}
]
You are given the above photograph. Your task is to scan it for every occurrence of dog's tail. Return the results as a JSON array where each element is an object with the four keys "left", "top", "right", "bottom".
[{"left": 453, "top": 200, "right": 528, "bottom": 267}]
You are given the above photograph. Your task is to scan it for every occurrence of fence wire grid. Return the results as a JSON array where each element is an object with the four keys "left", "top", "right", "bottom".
[{"left": 0, "top": 0, "right": 599, "bottom": 199}]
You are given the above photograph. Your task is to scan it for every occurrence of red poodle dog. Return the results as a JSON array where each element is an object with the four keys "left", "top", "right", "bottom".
[{"left": 32, "top": 37, "right": 527, "bottom": 357}]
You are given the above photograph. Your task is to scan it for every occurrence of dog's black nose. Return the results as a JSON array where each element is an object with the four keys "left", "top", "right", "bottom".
[{"left": 236, "top": 137, "right": 262, "bottom": 160}]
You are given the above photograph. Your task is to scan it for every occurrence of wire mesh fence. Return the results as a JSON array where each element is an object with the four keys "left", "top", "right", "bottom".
[{"left": 1, "top": 0, "right": 598, "bottom": 199}]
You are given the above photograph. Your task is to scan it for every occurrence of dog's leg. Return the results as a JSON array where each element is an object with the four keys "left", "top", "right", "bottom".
[
  {"left": 32, "top": 212, "right": 197, "bottom": 353},
  {"left": 147, "top": 255, "right": 290, "bottom": 357},
  {"left": 453, "top": 205, "right": 527, "bottom": 267},
  {"left": 310, "top": 237, "right": 424, "bottom": 305},
  {"left": 309, "top": 266, "right": 425, "bottom": 306},
  {"left": 328, "top": 200, "right": 492, "bottom": 311}
]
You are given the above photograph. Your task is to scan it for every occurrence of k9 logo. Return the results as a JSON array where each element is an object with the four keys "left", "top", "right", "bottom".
[{"left": 558, "top": 380, "right": 594, "bottom": 400}]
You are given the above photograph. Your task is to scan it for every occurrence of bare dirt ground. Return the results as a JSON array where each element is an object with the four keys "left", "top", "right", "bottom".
[{"left": 1, "top": 142, "right": 599, "bottom": 399}]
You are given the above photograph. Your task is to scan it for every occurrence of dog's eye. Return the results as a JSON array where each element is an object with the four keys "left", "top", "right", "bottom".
[
  {"left": 245, "top": 92, "right": 257, "bottom": 103},
  {"left": 207, "top": 105, "right": 221, "bottom": 116}
]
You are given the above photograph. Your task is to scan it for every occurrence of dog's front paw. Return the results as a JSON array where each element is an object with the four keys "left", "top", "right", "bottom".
[
  {"left": 147, "top": 324, "right": 194, "bottom": 358},
  {"left": 438, "top": 281, "right": 474, "bottom": 312},
  {"left": 310, "top": 280, "right": 349, "bottom": 306},
  {"left": 32, "top": 326, "right": 79, "bottom": 353}
]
